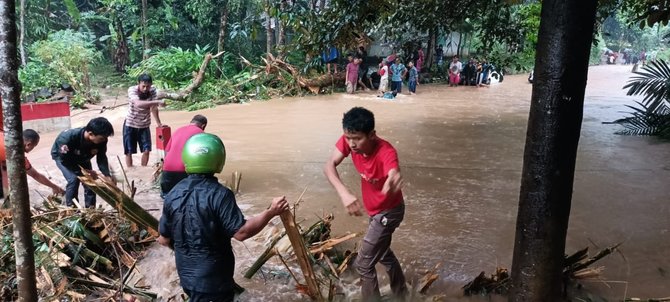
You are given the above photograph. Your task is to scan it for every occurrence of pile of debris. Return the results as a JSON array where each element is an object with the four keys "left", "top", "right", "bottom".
[
  {"left": 242, "top": 189, "right": 360, "bottom": 301},
  {"left": 0, "top": 171, "right": 159, "bottom": 301},
  {"left": 462, "top": 243, "right": 623, "bottom": 296},
  {"left": 242, "top": 189, "right": 439, "bottom": 301}
]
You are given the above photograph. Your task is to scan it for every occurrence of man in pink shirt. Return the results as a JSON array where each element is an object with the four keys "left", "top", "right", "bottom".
[
  {"left": 324, "top": 107, "right": 407, "bottom": 301},
  {"left": 160, "top": 114, "right": 207, "bottom": 196}
]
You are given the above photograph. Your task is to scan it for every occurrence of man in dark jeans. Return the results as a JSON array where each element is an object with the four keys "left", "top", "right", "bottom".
[
  {"left": 324, "top": 107, "right": 408, "bottom": 301},
  {"left": 51, "top": 117, "right": 115, "bottom": 208}
]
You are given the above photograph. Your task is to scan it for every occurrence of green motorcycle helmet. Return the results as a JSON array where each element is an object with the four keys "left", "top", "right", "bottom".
[{"left": 182, "top": 133, "right": 226, "bottom": 174}]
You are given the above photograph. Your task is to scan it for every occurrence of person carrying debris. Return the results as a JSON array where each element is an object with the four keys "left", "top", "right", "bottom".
[
  {"left": 158, "top": 133, "right": 289, "bottom": 302},
  {"left": 323, "top": 107, "right": 408, "bottom": 301},
  {"left": 23, "top": 129, "right": 65, "bottom": 195},
  {"left": 124, "top": 73, "right": 166, "bottom": 167},
  {"left": 51, "top": 117, "right": 115, "bottom": 208},
  {"left": 159, "top": 114, "right": 208, "bottom": 197}
]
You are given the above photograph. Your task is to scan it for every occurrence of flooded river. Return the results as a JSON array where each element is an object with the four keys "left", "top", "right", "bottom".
[{"left": 27, "top": 64, "right": 670, "bottom": 300}]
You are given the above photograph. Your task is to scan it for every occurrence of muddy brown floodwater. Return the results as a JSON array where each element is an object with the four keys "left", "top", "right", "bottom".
[{"left": 24, "top": 65, "right": 669, "bottom": 301}]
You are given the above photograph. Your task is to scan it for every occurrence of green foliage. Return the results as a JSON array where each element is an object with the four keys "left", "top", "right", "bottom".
[
  {"left": 475, "top": 2, "right": 541, "bottom": 74},
  {"left": 19, "top": 30, "right": 101, "bottom": 105},
  {"left": 487, "top": 42, "right": 535, "bottom": 74},
  {"left": 62, "top": 0, "right": 81, "bottom": 24},
  {"left": 127, "top": 45, "right": 219, "bottom": 90},
  {"left": 18, "top": 62, "right": 62, "bottom": 96},
  {"left": 287, "top": 0, "right": 389, "bottom": 55},
  {"left": 615, "top": 59, "right": 670, "bottom": 139},
  {"left": 589, "top": 35, "right": 606, "bottom": 65}
]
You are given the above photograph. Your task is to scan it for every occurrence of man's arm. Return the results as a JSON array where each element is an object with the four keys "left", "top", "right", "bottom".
[
  {"left": 323, "top": 149, "right": 363, "bottom": 216},
  {"left": 151, "top": 105, "right": 163, "bottom": 127},
  {"left": 53, "top": 131, "right": 73, "bottom": 159},
  {"left": 233, "top": 196, "right": 288, "bottom": 241},
  {"left": 381, "top": 168, "right": 404, "bottom": 195},
  {"left": 95, "top": 148, "right": 114, "bottom": 182},
  {"left": 158, "top": 204, "right": 173, "bottom": 249},
  {"left": 26, "top": 168, "right": 65, "bottom": 195},
  {"left": 128, "top": 87, "right": 165, "bottom": 109}
]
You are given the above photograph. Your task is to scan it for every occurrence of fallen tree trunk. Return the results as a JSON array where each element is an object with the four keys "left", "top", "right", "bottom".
[
  {"left": 162, "top": 51, "right": 225, "bottom": 101},
  {"left": 179, "top": 52, "right": 224, "bottom": 97},
  {"left": 262, "top": 53, "right": 345, "bottom": 95},
  {"left": 299, "top": 73, "right": 346, "bottom": 94}
]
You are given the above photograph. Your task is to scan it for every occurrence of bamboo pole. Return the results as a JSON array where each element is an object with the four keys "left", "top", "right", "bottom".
[
  {"left": 79, "top": 170, "right": 159, "bottom": 236},
  {"left": 279, "top": 210, "right": 323, "bottom": 301}
]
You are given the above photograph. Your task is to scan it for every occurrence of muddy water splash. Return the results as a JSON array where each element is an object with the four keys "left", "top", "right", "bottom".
[{"left": 131, "top": 65, "right": 669, "bottom": 301}]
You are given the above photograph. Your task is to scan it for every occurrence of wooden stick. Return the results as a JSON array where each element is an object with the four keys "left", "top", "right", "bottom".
[
  {"left": 309, "top": 233, "right": 358, "bottom": 255},
  {"left": 279, "top": 210, "right": 323, "bottom": 301},
  {"left": 276, "top": 248, "right": 300, "bottom": 285},
  {"left": 322, "top": 254, "right": 339, "bottom": 279},
  {"left": 116, "top": 155, "right": 132, "bottom": 196}
]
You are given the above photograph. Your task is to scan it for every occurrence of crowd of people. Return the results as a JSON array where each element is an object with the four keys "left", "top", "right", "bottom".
[
  {"left": 604, "top": 48, "right": 650, "bottom": 65},
  {"left": 323, "top": 44, "right": 498, "bottom": 98}
]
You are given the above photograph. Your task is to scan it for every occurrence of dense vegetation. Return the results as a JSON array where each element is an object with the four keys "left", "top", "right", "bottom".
[{"left": 13, "top": 0, "right": 670, "bottom": 129}]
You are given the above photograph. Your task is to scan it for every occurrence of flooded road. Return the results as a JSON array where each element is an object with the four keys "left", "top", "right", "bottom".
[{"left": 26, "top": 64, "right": 670, "bottom": 300}]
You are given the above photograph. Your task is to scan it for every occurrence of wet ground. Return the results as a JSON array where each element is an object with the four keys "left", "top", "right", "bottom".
[{"left": 24, "top": 64, "right": 670, "bottom": 300}]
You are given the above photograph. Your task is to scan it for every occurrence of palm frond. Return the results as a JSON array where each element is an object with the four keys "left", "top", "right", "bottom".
[
  {"left": 623, "top": 59, "right": 670, "bottom": 112},
  {"left": 614, "top": 101, "right": 670, "bottom": 137}
]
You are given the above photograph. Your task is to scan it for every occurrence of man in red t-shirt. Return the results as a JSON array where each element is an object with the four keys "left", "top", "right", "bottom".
[
  {"left": 160, "top": 114, "right": 207, "bottom": 196},
  {"left": 324, "top": 107, "right": 407, "bottom": 301}
]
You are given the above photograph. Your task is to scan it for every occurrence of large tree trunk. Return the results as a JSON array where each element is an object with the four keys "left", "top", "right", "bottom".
[
  {"left": 216, "top": 0, "right": 229, "bottom": 77},
  {"left": 18, "top": 0, "right": 26, "bottom": 66},
  {"left": 113, "top": 17, "right": 130, "bottom": 72},
  {"left": 0, "top": 0, "right": 38, "bottom": 301},
  {"left": 265, "top": 0, "right": 273, "bottom": 59},
  {"left": 277, "top": 0, "right": 287, "bottom": 59},
  {"left": 509, "top": 0, "right": 598, "bottom": 300},
  {"left": 141, "top": 0, "right": 148, "bottom": 59},
  {"left": 217, "top": 1, "right": 229, "bottom": 55},
  {"left": 426, "top": 26, "right": 436, "bottom": 70}
]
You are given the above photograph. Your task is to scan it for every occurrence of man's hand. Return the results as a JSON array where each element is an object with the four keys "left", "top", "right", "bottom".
[
  {"left": 382, "top": 169, "right": 404, "bottom": 195},
  {"left": 59, "top": 145, "right": 69, "bottom": 154},
  {"left": 157, "top": 235, "right": 173, "bottom": 249},
  {"left": 158, "top": 100, "right": 167, "bottom": 107},
  {"left": 52, "top": 186, "right": 65, "bottom": 195},
  {"left": 268, "top": 196, "right": 289, "bottom": 216},
  {"left": 156, "top": 122, "right": 163, "bottom": 128},
  {"left": 341, "top": 192, "right": 363, "bottom": 216},
  {"left": 85, "top": 169, "right": 99, "bottom": 179},
  {"left": 106, "top": 176, "right": 117, "bottom": 185}
]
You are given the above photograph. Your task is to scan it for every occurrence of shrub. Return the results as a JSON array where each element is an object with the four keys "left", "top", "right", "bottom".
[
  {"left": 19, "top": 30, "right": 101, "bottom": 106},
  {"left": 127, "top": 45, "right": 222, "bottom": 90}
]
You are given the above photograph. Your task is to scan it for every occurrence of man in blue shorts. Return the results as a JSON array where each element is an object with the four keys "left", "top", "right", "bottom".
[{"left": 124, "top": 74, "right": 166, "bottom": 167}]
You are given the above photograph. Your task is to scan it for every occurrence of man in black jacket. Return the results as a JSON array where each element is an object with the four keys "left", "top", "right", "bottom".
[
  {"left": 158, "top": 133, "right": 288, "bottom": 301},
  {"left": 51, "top": 117, "right": 115, "bottom": 208}
]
